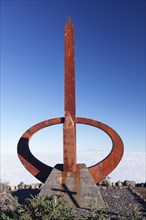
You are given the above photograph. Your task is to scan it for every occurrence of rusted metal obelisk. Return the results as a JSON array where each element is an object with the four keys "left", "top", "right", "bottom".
[
  {"left": 17, "top": 17, "right": 124, "bottom": 208},
  {"left": 39, "top": 18, "right": 106, "bottom": 208},
  {"left": 63, "top": 17, "right": 76, "bottom": 172}
]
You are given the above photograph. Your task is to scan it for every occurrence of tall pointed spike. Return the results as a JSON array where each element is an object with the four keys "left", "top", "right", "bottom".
[
  {"left": 64, "top": 18, "right": 76, "bottom": 120},
  {"left": 67, "top": 17, "right": 73, "bottom": 26},
  {"left": 63, "top": 18, "right": 76, "bottom": 172}
]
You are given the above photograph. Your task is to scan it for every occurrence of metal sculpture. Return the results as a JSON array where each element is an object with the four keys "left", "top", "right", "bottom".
[{"left": 17, "top": 17, "right": 124, "bottom": 185}]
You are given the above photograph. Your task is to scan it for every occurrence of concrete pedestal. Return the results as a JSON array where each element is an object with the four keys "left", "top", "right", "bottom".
[{"left": 40, "top": 164, "right": 105, "bottom": 209}]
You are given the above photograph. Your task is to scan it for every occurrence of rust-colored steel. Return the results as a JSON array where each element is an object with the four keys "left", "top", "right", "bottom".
[
  {"left": 64, "top": 17, "right": 76, "bottom": 172},
  {"left": 17, "top": 18, "right": 124, "bottom": 185},
  {"left": 17, "top": 118, "right": 64, "bottom": 183},
  {"left": 76, "top": 118, "right": 124, "bottom": 183},
  {"left": 17, "top": 117, "right": 123, "bottom": 183},
  {"left": 63, "top": 112, "right": 76, "bottom": 172},
  {"left": 64, "top": 17, "right": 76, "bottom": 120}
]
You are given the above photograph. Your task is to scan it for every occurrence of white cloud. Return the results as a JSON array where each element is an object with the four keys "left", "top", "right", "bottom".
[{"left": 1, "top": 151, "right": 145, "bottom": 186}]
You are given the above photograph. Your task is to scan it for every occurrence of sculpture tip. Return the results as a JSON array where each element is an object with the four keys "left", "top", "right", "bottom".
[
  {"left": 68, "top": 16, "right": 71, "bottom": 21},
  {"left": 65, "top": 17, "right": 74, "bottom": 31},
  {"left": 67, "top": 17, "right": 73, "bottom": 25}
]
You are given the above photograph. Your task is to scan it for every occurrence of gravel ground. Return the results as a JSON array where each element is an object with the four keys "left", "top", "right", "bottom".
[
  {"left": 134, "top": 187, "right": 146, "bottom": 199},
  {"left": 9, "top": 186, "right": 146, "bottom": 219},
  {"left": 99, "top": 187, "right": 146, "bottom": 219}
]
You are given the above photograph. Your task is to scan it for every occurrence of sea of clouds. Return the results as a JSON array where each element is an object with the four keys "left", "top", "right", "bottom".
[{"left": 1, "top": 151, "right": 145, "bottom": 186}]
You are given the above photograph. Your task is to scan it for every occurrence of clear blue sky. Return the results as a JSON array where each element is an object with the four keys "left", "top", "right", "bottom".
[{"left": 1, "top": 0, "right": 145, "bottom": 156}]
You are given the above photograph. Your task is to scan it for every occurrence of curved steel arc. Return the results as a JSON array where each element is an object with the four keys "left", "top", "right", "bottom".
[
  {"left": 76, "top": 117, "right": 124, "bottom": 183},
  {"left": 17, "top": 117, "right": 124, "bottom": 183},
  {"left": 17, "top": 117, "right": 64, "bottom": 183}
]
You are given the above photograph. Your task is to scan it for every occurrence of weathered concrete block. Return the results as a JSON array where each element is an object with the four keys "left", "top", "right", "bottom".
[{"left": 40, "top": 164, "right": 105, "bottom": 209}]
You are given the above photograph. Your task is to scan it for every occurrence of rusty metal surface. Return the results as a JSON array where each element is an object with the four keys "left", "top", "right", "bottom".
[
  {"left": 17, "top": 117, "right": 123, "bottom": 183},
  {"left": 17, "top": 18, "right": 124, "bottom": 185},
  {"left": 64, "top": 17, "right": 76, "bottom": 121},
  {"left": 17, "top": 118, "right": 64, "bottom": 183},
  {"left": 76, "top": 117, "right": 124, "bottom": 183},
  {"left": 64, "top": 18, "right": 76, "bottom": 172},
  {"left": 63, "top": 112, "right": 76, "bottom": 172}
]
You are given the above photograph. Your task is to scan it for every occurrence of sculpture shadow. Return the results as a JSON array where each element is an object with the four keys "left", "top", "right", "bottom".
[
  {"left": 12, "top": 188, "right": 40, "bottom": 204},
  {"left": 51, "top": 183, "right": 79, "bottom": 208}
]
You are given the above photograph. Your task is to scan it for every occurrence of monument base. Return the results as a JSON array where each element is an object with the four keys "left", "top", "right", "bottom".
[{"left": 40, "top": 164, "right": 105, "bottom": 209}]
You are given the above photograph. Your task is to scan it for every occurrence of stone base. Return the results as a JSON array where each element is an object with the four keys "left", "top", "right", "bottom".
[{"left": 40, "top": 164, "right": 105, "bottom": 209}]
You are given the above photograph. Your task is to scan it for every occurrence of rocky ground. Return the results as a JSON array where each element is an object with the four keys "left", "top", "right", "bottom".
[
  {"left": 10, "top": 185, "right": 146, "bottom": 219},
  {"left": 100, "top": 187, "right": 146, "bottom": 219},
  {"left": 1, "top": 181, "right": 146, "bottom": 219},
  {"left": 134, "top": 187, "right": 146, "bottom": 199},
  {"left": 73, "top": 187, "right": 146, "bottom": 219}
]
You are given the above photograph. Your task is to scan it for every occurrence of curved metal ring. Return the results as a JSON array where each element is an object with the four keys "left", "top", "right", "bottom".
[
  {"left": 17, "top": 117, "right": 124, "bottom": 183},
  {"left": 76, "top": 117, "right": 124, "bottom": 183}
]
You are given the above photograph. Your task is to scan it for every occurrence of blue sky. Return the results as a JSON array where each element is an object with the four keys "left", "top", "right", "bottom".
[{"left": 1, "top": 0, "right": 145, "bottom": 157}]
